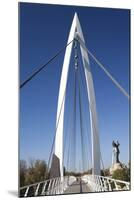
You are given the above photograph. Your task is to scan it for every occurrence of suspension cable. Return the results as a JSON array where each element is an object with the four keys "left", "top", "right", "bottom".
[
  {"left": 78, "top": 69, "right": 93, "bottom": 173},
  {"left": 78, "top": 62, "right": 93, "bottom": 168},
  {"left": 20, "top": 39, "right": 74, "bottom": 89},
  {"left": 45, "top": 81, "right": 68, "bottom": 179},
  {"left": 80, "top": 69, "right": 106, "bottom": 174},
  {"left": 66, "top": 40, "right": 79, "bottom": 173},
  {"left": 80, "top": 71, "right": 106, "bottom": 175},
  {"left": 63, "top": 60, "right": 76, "bottom": 168},
  {"left": 77, "top": 38, "right": 130, "bottom": 100},
  {"left": 63, "top": 89, "right": 73, "bottom": 164},
  {"left": 78, "top": 69, "right": 86, "bottom": 173},
  {"left": 77, "top": 44, "right": 106, "bottom": 175},
  {"left": 66, "top": 67, "right": 77, "bottom": 173},
  {"left": 72, "top": 68, "right": 77, "bottom": 172},
  {"left": 76, "top": 39, "right": 89, "bottom": 173}
]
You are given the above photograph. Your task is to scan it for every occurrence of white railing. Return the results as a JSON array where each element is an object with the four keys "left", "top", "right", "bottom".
[
  {"left": 82, "top": 175, "right": 130, "bottom": 192},
  {"left": 20, "top": 176, "right": 76, "bottom": 197}
]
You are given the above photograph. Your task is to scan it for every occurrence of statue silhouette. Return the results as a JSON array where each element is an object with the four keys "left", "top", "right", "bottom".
[{"left": 112, "top": 140, "right": 120, "bottom": 163}]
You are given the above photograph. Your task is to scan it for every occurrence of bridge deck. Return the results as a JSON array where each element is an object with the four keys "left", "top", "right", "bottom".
[{"left": 64, "top": 178, "right": 91, "bottom": 194}]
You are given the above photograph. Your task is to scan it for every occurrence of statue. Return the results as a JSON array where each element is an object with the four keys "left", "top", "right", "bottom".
[
  {"left": 110, "top": 140, "right": 122, "bottom": 175},
  {"left": 112, "top": 140, "right": 120, "bottom": 164}
]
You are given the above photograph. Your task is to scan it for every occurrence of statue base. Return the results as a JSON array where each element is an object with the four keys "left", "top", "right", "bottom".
[{"left": 110, "top": 163, "right": 123, "bottom": 175}]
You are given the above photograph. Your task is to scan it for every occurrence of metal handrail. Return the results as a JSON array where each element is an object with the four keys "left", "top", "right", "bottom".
[
  {"left": 19, "top": 176, "right": 76, "bottom": 197},
  {"left": 82, "top": 175, "right": 130, "bottom": 192}
]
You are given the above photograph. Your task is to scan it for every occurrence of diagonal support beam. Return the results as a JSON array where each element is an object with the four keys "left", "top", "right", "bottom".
[{"left": 52, "top": 13, "right": 77, "bottom": 178}]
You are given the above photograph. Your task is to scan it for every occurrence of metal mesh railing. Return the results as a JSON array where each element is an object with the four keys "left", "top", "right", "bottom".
[
  {"left": 82, "top": 175, "right": 130, "bottom": 192},
  {"left": 19, "top": 176, "right": 76, "bottom": 197}
]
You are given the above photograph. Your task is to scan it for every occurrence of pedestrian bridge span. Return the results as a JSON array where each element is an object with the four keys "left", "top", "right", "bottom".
[{"left": 20, "top": 175, "right": 130, "bottom": 197}]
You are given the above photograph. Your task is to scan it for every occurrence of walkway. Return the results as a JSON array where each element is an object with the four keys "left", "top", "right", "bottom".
[{"left": 64, "top": 177, "right": 91, "bottom": 194}]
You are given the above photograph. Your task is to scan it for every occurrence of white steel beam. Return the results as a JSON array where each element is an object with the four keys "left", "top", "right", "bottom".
[
  {"left": 54, "top": 13, "right": 77, "bottom": 178},
  {"left": 54, "top": 12, "right": 101, "bottom": 177}
]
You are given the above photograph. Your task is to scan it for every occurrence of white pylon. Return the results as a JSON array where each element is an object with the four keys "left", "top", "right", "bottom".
[{"left": 54, "top": 13, "right": 101, "bottom": 177}]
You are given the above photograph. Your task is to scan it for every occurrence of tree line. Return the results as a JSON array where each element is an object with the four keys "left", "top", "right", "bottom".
[
  {"left": 20, "top": 159, "right": 130, "bottom": 187},
  {"left": 20, "top": 159, "right": 48, "bottom": 187}
]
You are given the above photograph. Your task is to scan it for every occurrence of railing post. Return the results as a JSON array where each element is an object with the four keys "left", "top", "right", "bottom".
[
  {"left": 103, "top": 177, "right": 108, "bottom": 191},
  {"left": 24, "top": 187, "right": 29, "bottom": 197},
  {"left": 50, "top": 178, "right": 56, "bottom": 195},
  {"left": 114, "top": 180, "right": 119, "bottom": 190},
  {"left": 34, "top": 183, "right": 40, "bottom": 196},
  {"left": 54, "top": 178, "right": 59, "bottom": 194},
  {"left": 107, "top": 179, "right": 112, "bottom": 191},
  {"left": 41, "top": 181, "right": 48, "bottom": 195},
  {"left": 46, "top": 179, "right": 52, "bottom": 195},
  {"left": 98, "top": 177, "right": 104, "bottom": 192},
  {"left": 56, "top": 177, "right": 60, "bottom": 194}
]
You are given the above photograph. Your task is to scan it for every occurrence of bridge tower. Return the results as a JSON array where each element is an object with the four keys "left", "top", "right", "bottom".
[{"left": 50, "top": 13, "right": 101, "bottom": 178}]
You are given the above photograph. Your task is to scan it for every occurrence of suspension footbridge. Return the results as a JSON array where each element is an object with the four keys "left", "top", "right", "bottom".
[{"left": 20, "top": 13, "right": 130, "bottom": 197}]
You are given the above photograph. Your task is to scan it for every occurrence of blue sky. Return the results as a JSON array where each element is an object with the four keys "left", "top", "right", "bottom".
[{"left": 20, "top": 3, "right": 130, "bottom": 170}]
